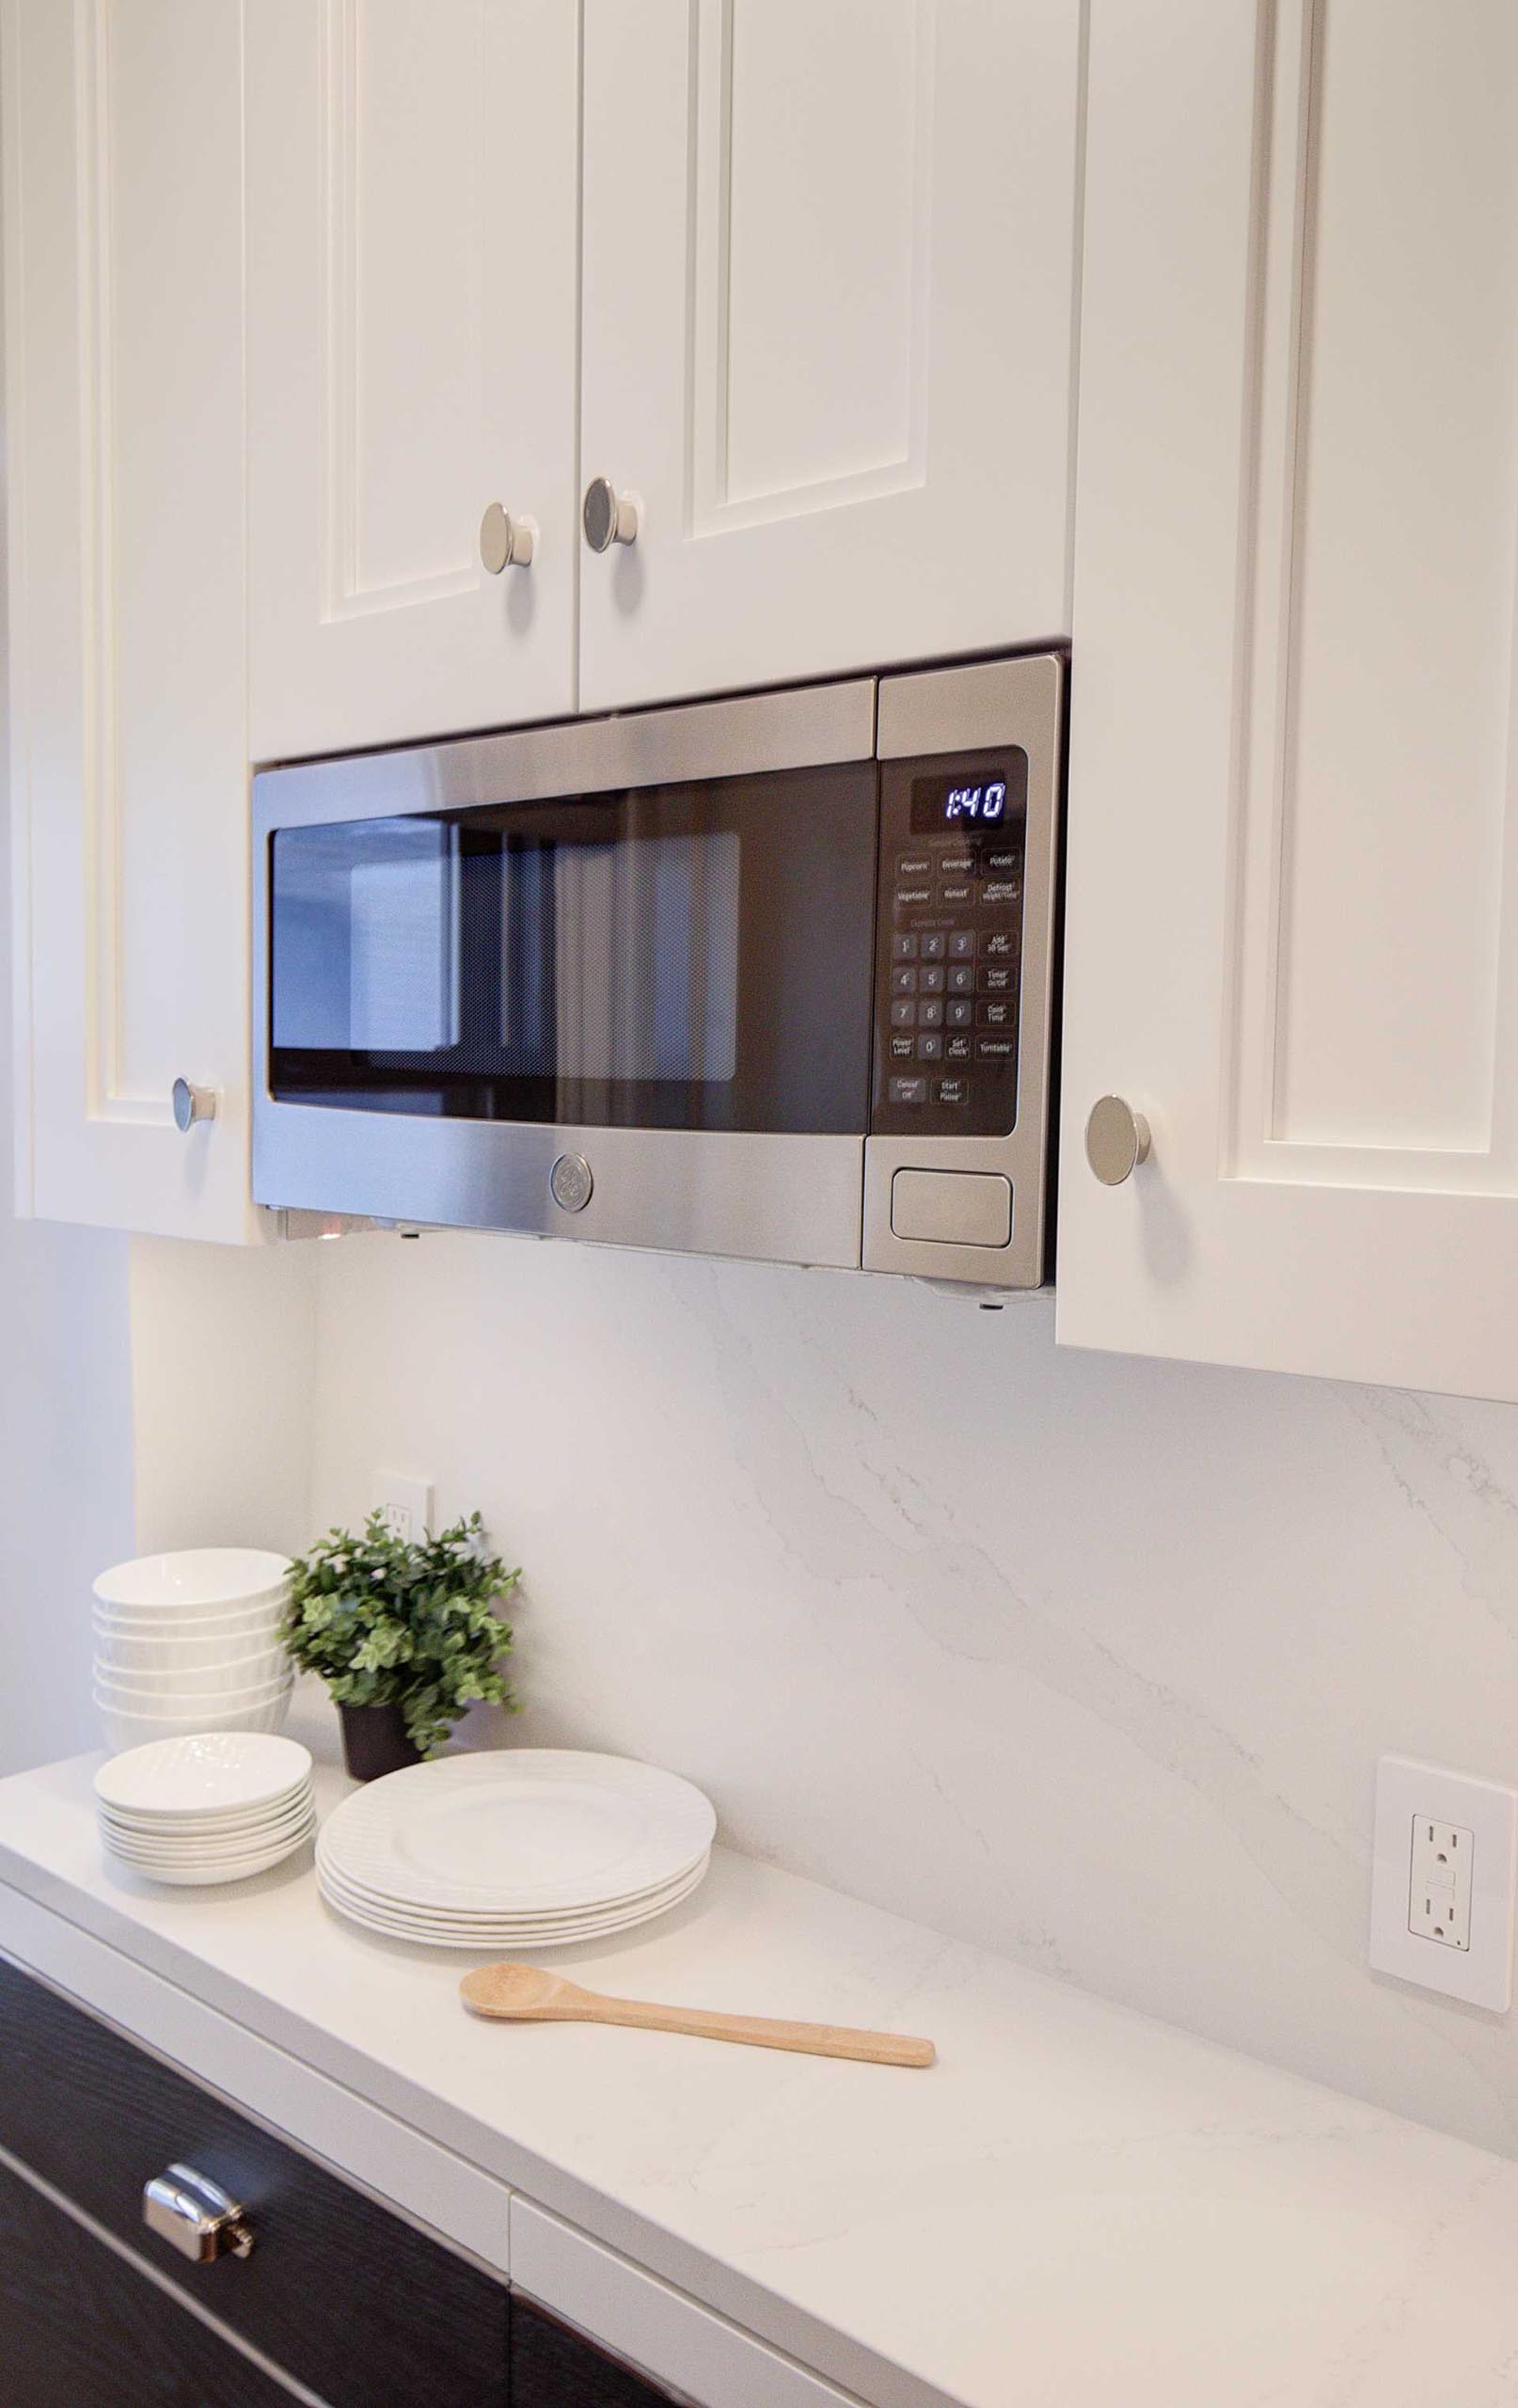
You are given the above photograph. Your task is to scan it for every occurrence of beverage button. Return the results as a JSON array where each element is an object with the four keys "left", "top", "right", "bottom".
[
  {"left": 977, "top": 999, "right": 1014, "bottom": 1029},
  {"left": 916, "top": 1033, "right": 944, "bottom": 1062},
  {"left": 889, "top": 1076, "right": 928, "bottom": 1105},
  {"left": 978, "top": 964, "right": 1014, "bottom": 994},
  {"left": 948, "top": 929, "right": 977, "bottom": 960},
  {"left": 891, "top": 932, "right": 919, "bottom": 962},
  {"left": 940, "top": 850, "right": 975, "bottom": 877},
  {"left": 896, "top": 854, "right": 932, "bottom": 879},
  {"left": 935, "top": 1076, "right": 970, "bottom": 1106},
  {"left": 890, "top": 966, "right": 917, "bottom": 996},
  {"left": 981, "top": 930, "right": 1016, "bottom": 960},
  {"left": 890, "top": 998, "right": 915, "bottom": 1029},
  {"left": 946, "top": 998, "right": 974, "bottom": 1028},
  {"left": 893, "top": 883, "right": 932, "bottom": 913},
  {"left": 945, "top": 1033, "right": 973, "bottom": 1063},
  {"left": 919, "top": 931, "right": 947, "bottom": 961},
  {"left": 975, "top": 1035, "right": 1016, "bottom": 1063},
  {"left": 939, "top": 881, "right": 975, "bottom": 909}
]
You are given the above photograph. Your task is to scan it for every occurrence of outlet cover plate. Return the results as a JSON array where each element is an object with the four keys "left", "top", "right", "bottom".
[
  {"left": 371, "top": 1472, "right": 434, "bottom": 1547},
  {"left": 1369, "top": 1754, "right": 1518, "bottom": 2010}
]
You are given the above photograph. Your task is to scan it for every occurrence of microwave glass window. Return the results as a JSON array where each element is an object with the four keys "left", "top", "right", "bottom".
[
  {"left": 909, "top": 751, "right": 1029, "bottom": 832},
  {"left": 268, "top": 762, "right": 877, "bottom": 1134}
]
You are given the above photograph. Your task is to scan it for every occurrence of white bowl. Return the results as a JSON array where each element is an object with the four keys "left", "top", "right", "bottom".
[
  {"left": 100, "top": 1789, "right": 313, "bottom": 1841},
  {"left": 96, "top": 1694, "right": 293, "bottom": 1751},
  {"left": 92, "top": 1588, "right": 289, "bottom": 1629},
  {"left": 102, "top": 1807, "right": 317, "bottom": 1863},
  {"left": 91, "top": 1627, "right": 291, "bottom": 1677},
  {"left": 92, "top": 1644, "right": 292, "bottom": 1695},
  {"left": 94, "top": 1671, "right": 293, "bottom": 1717},
  {"left": 92, "top": 1549, "right": 293, "bottom": 1613},
  {"left": 96, "top": 1732, "right": 313, "bottom": 1815},
  {"left": 101, "top": 1827, "right": 314, "bottom": 1886}
]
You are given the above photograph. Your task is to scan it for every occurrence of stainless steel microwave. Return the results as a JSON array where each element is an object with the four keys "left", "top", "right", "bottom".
[{"left": 252, "top": 653, "right": 1064, "bottom": 1288}]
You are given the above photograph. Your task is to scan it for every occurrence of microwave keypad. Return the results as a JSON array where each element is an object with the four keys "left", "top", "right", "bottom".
[{"left": 873, "top": 823, "right": 1024, "bottom": 1135}]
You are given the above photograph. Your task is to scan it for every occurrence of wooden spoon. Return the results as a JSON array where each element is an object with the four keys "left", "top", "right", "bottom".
[{"left": 460, "top": 1963, "right": 936, "bottom": 2067}]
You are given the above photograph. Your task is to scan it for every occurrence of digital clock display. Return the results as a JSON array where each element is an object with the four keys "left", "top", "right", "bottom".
[{"left": 909, "top": 754, "right": 1029, "bottom": 833}]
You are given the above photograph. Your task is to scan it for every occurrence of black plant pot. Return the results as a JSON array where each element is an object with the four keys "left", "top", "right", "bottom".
[{"left": 339, "top": 1703, "right": 422, "bottom": 1782}]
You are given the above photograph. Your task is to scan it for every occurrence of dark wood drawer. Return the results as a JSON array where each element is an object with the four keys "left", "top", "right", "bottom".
[
  {"left": 0, "top": 1955, "right": 508, "bottom": 2408},
  {"left": 0, "top": 2153, "right": 295, "bottom": 2408},
  {"left": 512, "top": 2297, "right": 679, "bottom": 2406}
]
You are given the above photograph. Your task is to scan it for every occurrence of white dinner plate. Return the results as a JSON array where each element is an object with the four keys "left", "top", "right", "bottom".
[
  {"left": 317, "top": 1751, "right": 716, "bottom": 1915},
  {"left": 316, "top": 1856, "right": 708, "bottom": 1949},
  {"left": 314, "top": 1844, "right": 708, "bottom": 1928},
  {"left": 95, "top": 1733, "right": 313, "bottom": 1817}
]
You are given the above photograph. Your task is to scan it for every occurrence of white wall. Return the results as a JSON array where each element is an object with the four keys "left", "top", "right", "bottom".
[{"left": 311, "top": 1228, "right": 1518, "bottom": 2158}]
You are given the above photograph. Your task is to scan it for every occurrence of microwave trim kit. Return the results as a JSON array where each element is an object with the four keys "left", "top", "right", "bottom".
[{"left": 252, "top": 653, "right": 1064, "bottom": 1290}]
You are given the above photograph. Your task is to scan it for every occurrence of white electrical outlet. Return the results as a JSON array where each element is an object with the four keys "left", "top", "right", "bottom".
[
  {"left": 371, "top": 1472, "right": 434, "bottom": 1546},
  {"left": 1407, "top": 1817, "right": 1473, "bottom": 1950},
  {"left": 1369, "top": 1755, "right": 1518, "bottom": 2009}
]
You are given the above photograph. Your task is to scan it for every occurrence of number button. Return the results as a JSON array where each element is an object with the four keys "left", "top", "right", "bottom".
[
  {"left": 946, "top": 998, "right": 973, "bottom": 1028},
  {"left": 917, "top": 1033, "right": 944, "bottom": 1062},
  {"left": 919, "top": 931, "right": 947, "bottom": 961},
  {"left": 890, "top": 967, "right": 917, "bottom": 997},
  {"left": 916, "top": 997, "right": 944, "bottom": 1029},
  {"left": 890, "top": 998, "right": 915, "bottom": 1029},
  {"left": 947, "top": 963, "right": 975, "bottom": 996},
  {"left": 918, "top": 964, "right": 946, "bottom": 995},
  {"left": 948, "top": 929, "right": 977, "bottom": 960},
  {"left": 892, "top": 933, "right": 919, "bottom": 963}
]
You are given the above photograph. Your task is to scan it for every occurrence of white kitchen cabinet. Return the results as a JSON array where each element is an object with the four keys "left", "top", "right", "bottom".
[
  {"left": 245, "top": 0, "right": 580, "bottom": 764},
  {"left": 3, "top": 0, "right": 257, "bottom": 1241},
  {"left": 1058, "top": 0, "right": 1518, "bottom": 1400},
  {"left": 577, "top": 0, "right": 1083, "bottom": 715}
]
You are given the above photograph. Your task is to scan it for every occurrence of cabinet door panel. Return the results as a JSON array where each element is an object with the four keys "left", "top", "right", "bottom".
[
  {"left": 246, "top": 0, "right": 579, "bottom": 761},
  {"left": 3, "top": 0, "right": 255, "bottom": 1238},
  {"left": 1058, "top": 0, "right": 1518, "bottom": 1399},
  {"left": 0, "top": 2155, "right": 293, "bottom": 2408},
  {"left": 578, "top": 0, "right": 1081, "bottom": 713}
]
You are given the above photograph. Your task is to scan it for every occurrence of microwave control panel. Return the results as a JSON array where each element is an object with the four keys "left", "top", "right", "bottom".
[{"left": 869, "top": 746, "right": 1029, "bottom": 1139}]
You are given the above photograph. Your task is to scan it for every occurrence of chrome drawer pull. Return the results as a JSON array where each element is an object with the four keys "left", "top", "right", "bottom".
[{"left": 143, "top": 2162, "right": 255, "bottom": 2263}]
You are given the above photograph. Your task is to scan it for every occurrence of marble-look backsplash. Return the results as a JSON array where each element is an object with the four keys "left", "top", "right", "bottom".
[{"left": 309, "top": 1230, "right": 1518, "bottom": 2157}]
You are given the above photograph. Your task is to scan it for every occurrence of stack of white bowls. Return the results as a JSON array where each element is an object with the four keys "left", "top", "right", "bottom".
[
  {"left": 94, "top": 1734, "right": 316, "bottom": 1885},
  {"left": 92, "top": 1549, "right": 295, "bottom": 1753}
]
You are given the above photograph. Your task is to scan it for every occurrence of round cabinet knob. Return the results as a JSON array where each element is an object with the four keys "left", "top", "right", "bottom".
[
  {"left": 479, "top": 502, "right": 536, "bottom": 574},
  {"left": 171, "top": 1078, "right": 217, "bottom": 1133},
  {"left": 1084, "top": 1095, "right": 1151, "bottom": 1186},
  {"left": 581, "top": 476, "right": 640, "bottom": 553}
]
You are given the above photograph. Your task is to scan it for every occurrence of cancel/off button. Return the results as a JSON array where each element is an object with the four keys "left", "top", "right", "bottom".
[{"left": 890, "top": 1168, "right": 1012, "bottom": 1249}]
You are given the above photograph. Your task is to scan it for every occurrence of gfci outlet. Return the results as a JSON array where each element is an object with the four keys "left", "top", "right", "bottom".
[
  {"left": 371, "top": 1472, "right": 434, "bottom": 1546},
  {"left": 1369, "top": 1756, "right": 1518, "bottom": 2010}
]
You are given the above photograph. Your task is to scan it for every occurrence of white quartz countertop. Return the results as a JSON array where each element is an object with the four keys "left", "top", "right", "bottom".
[{"left": 2, "top": 1702, "right": 1517, "bottom": 2408}]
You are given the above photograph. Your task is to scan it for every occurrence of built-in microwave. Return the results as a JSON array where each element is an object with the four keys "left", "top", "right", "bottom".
[{"left": 252, "top": 652, "right": 1064, "bottom": 1288}]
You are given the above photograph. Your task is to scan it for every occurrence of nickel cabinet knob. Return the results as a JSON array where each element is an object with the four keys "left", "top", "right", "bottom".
[
  {"left": 171, "top": 1078, "right": 217, "bottom": 1133},
  {"left": 1084, "top": 1094, "right": 1151, "bottom": 1185},
  {"left": 143, "top": 2164, "right": 255, "bottom": 2263},
  {"left": 478, "top": 502, "right": 535, "bottom": 573},
  {"left": 581, "top": 476, "right": 640, "bottom": 553}
]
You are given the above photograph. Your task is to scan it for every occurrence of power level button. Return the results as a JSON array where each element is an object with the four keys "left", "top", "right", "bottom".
[{"left": 549, "top": 1153, "right": 593, "bottom": 1212}]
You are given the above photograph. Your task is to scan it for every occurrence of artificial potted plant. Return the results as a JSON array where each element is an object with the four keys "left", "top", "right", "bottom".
[{"left": 283, "top": 1511, "right": 519, "bottom": 1780}]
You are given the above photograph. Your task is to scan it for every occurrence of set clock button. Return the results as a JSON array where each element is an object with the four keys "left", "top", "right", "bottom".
[{"left": 945, "top": 1033, "right": 973, "bottom": 1063}]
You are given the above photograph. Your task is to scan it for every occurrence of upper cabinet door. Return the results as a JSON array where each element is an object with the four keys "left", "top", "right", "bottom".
[
  {"left": 1059, "top": 0, "right": 1518, "bottom": 1400},
  {"left": 577, "top": 0, "right": 1083, "bottom": 715},
  {"left": 245, "top": 0, "right": 579, "bottom": 763},
  {"left": 4, "top": 0, "right": 256, "bottom": 1241}
]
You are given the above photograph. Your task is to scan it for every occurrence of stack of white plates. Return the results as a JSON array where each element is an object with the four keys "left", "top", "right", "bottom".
[
  {"left": 94, "top": 1734, "right": 316, "bottom": 1886},
  {"left": 92, "top": 1549, "right": 294, "bottom": 1751},
  {"left": 317, "top": 1751, "right": 716, "bottom": 1948}
]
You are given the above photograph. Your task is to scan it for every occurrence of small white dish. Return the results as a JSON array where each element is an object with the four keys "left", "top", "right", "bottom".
[
  {"left": 105, "top": 1810, "right": 317, "bottom": 1866},
  {"left": 99, "top": 1781, "right": 313, "bottom": 1838},
  {"left": 95, "top": 1733, "right": 312, "bottom": 1816},
  {"left": 93, "top": 1549, "right": 292, "bottom": 1612},
  {"left": 103, "top": 1828, "right": 314, "bottom": 1887}
]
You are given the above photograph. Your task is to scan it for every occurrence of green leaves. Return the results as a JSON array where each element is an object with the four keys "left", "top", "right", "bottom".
[{"left": 281, "top": 1509, "right": 519, "bottom": 1756}]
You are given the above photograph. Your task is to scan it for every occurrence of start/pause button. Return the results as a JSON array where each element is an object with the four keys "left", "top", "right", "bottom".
[{"left": 890, "top": 1168, "right": 1012, "bottom": 1249}]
